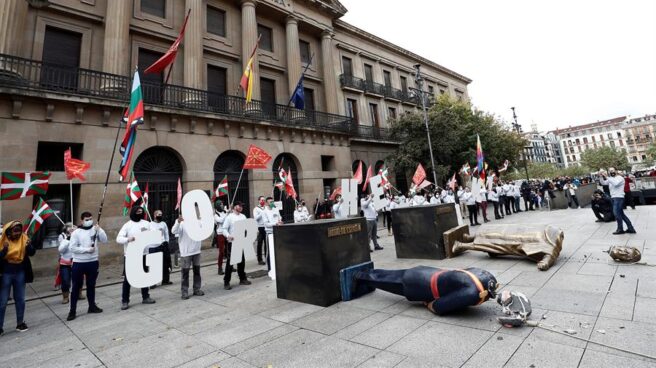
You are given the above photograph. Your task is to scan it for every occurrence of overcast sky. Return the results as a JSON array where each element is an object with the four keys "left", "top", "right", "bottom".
[{"left": 340, "top": 0, "right": 656, "bottom": 132}]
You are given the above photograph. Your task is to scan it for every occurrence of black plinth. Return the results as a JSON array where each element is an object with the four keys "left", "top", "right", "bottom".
[
  {"left": 391, "top": 203, "right": 459, "bottom": 260},
  {"left": 274, "top": 217, "right": 371, "bottom": 307}
]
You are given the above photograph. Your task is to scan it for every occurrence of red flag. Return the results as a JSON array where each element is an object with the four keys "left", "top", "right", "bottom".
[
  {"left": 418, "top": 180, "right": 433, "bottom": 190},
  {"left": 352, "top": 161, "right": 363, "bottom": 185},
  {"left": 329, "top": 186, "right": 342, "bottom": 201},
  {"left": 412, "top": 164, "right": 427, "bottom": 186},
  {"left": 285, "top": 169, "right": 297, "bottom": 199},
  {"left": 144, "top": 10, "right": 191, "bottom": 74},
  {"left": 448, "top": 173, "right": 457, "bottom": 191},
  {"left": 243, "top": 145, "right": 272, "bottom": 169},
  {"left": 362, "top": 165, "right": 373, "bottom": 192},
  {"left": 175, "top": 177, "right": 182, "bottom": 210},
  {"left": 64, "top": 148, "right": 91, "bottom": 181}
]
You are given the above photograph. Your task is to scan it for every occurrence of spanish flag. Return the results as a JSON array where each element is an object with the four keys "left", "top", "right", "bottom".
[{"left": 239, "top": 35, "right": 261, "bottom": 103}]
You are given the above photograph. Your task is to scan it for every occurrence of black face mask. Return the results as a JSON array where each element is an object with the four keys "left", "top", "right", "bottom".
[
  {"left": 130, "top": 212, "right": 143, "bottom": 222},
  {"left": 155, "top": 215, "right": 163, "bottom": 221}
]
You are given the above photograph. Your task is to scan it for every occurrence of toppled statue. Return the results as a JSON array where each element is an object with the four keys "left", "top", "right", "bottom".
[
  {"left": 341, "top": 262, "right": 498, "bottom": 315},
  {"left": 608, "top": 245, "right": 641, "bottom": 263},
  {"left": 497, "top": 290, "right": 532, "bottom": 327},
  {"left": 447, "top": 224, "right": 564, "bottom": 271}
]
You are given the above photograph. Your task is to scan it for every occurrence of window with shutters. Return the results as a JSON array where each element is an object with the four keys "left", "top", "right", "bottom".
[
  {"left": 207, "top": 65, "right": 227, "bottom": 111},
  {"left": 346, "top": 99, "right": 359, "bottom": 123},
  {"left": 388, "top": 107, "right": 397, "bottom": 120},
  {"left": 260, "top": 78, "right": 276, "bottom": 116},
  {"left": 300, "top": 40, "right": 311, "bottom": 64},
  {"left": 383, "top": 70, "right": 392, "bottom": 87},
  {"left": 138, "top": 49, "right": 164, "bottom": 104},
  {"left": 258, "top": 24, "right": 273, "bottom": 52},
  {"left": 400, "top": 76, "right": 407, "bottom": 92},
  {"left": 41, "top": 26, "right": 82, "bottom": 91},
  {"left": 342, "top": 57, "right": 352, "bottom": 76},
  {"left": 207, "top": 6, "right": 226, "bottom": 37},
  {"left": 369, "top": 103, "right": 379, "bottom": 127},
  {"left": 303, "top": 88, "right": 315, "bottom": 111},
  {"left": 364, "top": 64, "right": 373, "bottom": 82},
  {"left": 141, "top": 0, "right": 166, "bottom": 18}
]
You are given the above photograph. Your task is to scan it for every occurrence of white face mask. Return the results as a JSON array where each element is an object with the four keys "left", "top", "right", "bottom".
[{"left": 83, "top": 219, "right": 93, "bottom": 227}]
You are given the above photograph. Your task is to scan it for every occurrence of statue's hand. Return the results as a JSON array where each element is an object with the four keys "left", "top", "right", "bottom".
[{"left": 537, "top": 255, "right": 553, "bottom": 271}]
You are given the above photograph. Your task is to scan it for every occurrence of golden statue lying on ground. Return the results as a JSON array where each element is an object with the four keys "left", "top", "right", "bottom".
[{"left": 446, "top": 224, "right": 564, "bottom": 271}]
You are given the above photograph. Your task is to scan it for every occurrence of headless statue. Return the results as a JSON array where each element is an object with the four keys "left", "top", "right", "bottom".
[
  {"left": 449, "top": 224, "right": 564, "bottom": 271},
  {"left": 354, "top": 266, "right": 498, "bottom": 315}
]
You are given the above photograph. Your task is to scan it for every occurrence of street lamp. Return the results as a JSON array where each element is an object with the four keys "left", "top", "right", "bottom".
[
  {"left": 511, "top": 107, "right": 531, "bottom": 181},
  {"left": 410, "top": 64, "right": 439, "bottom": 186}
]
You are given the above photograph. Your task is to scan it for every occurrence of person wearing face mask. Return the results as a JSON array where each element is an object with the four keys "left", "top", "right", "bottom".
[
  {"left": 149, "top": 210, "right": 172, "bottom": 287},
  {"left": 300, "top": 201, "right": 311, "bottom": 220},
  {"left": 116, "top": 206, "right": 156, "bottom": 310},
  {"left": 67, "top": 212, "right": 107, "bottom": 321},
  {"left": 172, "top": 214, "right": 204, "bottom": 300},
  {"left": 57, "top": 223, "right": 76, "bottom": 304},
  {"left": 332, "top": 194, "right": 348, "bottom": 219},
  {"left": 294, "top": 203, "right": 310, "bottom": 223},
  {"left": 222, "top": 202, "right": 251, "bottom": 290},
  {"left": 264, "top": 197, "right": 283, "bottom": 270},
  {"left": 253, "top": 196, "right": 267, "bottom": 266},
  {"left": 0, "top": 221, "right": 36, "bottom": 334},
  {"left": 459, "top": 187, "right": 479, "bottom": 226},
  {"left": 599, "top": 168, "right": 636, "bottom": 235}
]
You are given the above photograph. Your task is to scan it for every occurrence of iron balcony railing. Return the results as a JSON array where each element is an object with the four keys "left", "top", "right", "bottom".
[
  {"left": 0, "top": 53, "right": 353, "bottom": 134},
  {"left": 351, "top": 124, "right": 391, "bottom": 141},
  {"left": 339, "top": 74, "right": 365, "bottom": 91}
]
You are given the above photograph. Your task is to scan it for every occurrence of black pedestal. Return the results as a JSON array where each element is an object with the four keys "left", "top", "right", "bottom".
[
  {"left": 391, "top": 203, "right": 459, "bottom": 260},
  {"left": 274, "top": 217, "right": 371, "bottom": 307}
]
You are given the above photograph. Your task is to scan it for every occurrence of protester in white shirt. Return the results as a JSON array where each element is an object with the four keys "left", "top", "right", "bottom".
[
  {"left": 489, "top": 185, "right": 502, "bottom": 219},
  {"left": 501, "top": 182, "right": 512, "bottom": 215},
  {"left": 332, "top": 194, "right": 348, "bottom": 219},
  {"left": 67, "top": 212, "right": 107, "bottom": 321},
  {"left": 564, "top": 181, "right": 580, "bottom": 209},
  {"left": 413, "top": 190, "right": 426, "bottom": 206},
  {"left": 599, "top": 168, "right": 636, "bottom": 234},
  {"left": 221, "top": 201, "right": 251, "bottom": 290},
  {"left": 172, "top": 215, "right": 204, "bottom": 300},
  {"left": 253, "top": 196, "right": 267, "bottom": 266},
  {"left": 361, "top": 194, "right": 382, "bottom": 251},
  {"left": 294, "top": 204, "right": 311, "bottom": 223},
  {"left": 214, "top": 202, "right": 228, "bottom": 275},
  {"left": 459, "top": 187, "right": 480, "bottom": 226},
  {"left": 57, "top": 223, "right": 75, "bottom": 305},
  {"left": 116, "top": 206, "right": 155, "bottom": 310},
  {"left": 149, "top": 210, "right": 172, "bottom": 287}
]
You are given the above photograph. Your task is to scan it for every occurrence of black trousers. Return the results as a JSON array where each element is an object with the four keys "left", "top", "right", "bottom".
[
  {"left": 568, "top": 194, "right": 580, "bottom": 208},
  {"left": 70, "top": 261, "right": 98, "bottom": 313},
  {"left": 592, "top": 207, "right": 615, "bottom": 222},
  {"left": 385, "top": 212, "right": 392, "bottom": 231},
  {"left": 121, "top": 258, "right": 149, "bottom": 303},
  {"left": 492, "top": 201, "right": 501, "bottom": 218},
  {"left": 467, "top": 204, "right": 478, "bottom": 225},
  {"left": 151, "top": 245, "right": 171, "bottom": 283},
  {"left": 624, "top": 192, "right": 635, "bottom": 209},
  {"left": 256, "top": 227, "right": 266, "bottom": 262},
  {"left": 502, "top": 196, "right": 512, "bottom": 215},
  {"left": 224, "top": 242, "right": 246, "bottom": 285}
]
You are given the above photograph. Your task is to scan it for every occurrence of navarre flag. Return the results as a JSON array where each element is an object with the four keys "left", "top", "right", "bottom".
[
  {"left": 239, "top": 35, "right": 261, "bottom": 103},
  {"left": 285, "top": 169, "right": 297, "bottom": 199},
  {"left": 1, "top": 172, "right": 50, "bottom": 200},
  {"left": 275, "top": 167, "right": 287, "bottom": 190},
  {"left": 329, "top": 186, "right": 342, "bottom": 201},
  {"left": 243, "top": 144, "right": 272, "bottom": 169},
  {"left": 476, "top": 134, "right": 484, "bottom": 179},
  {"left": 212, "top": 175, "right": 229, "bottom": 202},
  {"left": 24, "top": 198, "right": 55, "bottom": 237},
  {"left": 362, "top": 165, "right": 373, "bottom": 192},
  {"left": 352, "top": 161, "right": 363, "bottom": 185},
  {"left": 64, "top": 148, "right": 91, "bottom": 181},
  {"left": 144, "top": 9, "right": 190, "bottom": 74},
  {"left": 412, "top": 164, "right": 427, "bottom": 186},
  {"left": 175, "top": 177, "right": 182, "bottom": 210},
  {"left": 118, "top": 70, "right": 145, "bottom": 182}
]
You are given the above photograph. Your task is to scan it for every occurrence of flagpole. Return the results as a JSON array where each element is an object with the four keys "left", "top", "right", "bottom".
[
  {"left": 51, "top": 208, "right": 67, "bottom": 227},
  {"left": 230, "top": 169, "right": 245, "bottom": 208},
  {"left": 160, "top": 8, "right": 191, "bottom": 102},
  {"left": 97, "top": 107, "right": 125, "bottom": 226},
  {"left": 282, "top": 53, "right": 315, "bottom": 121},
  {"left": 69, "top": 180, "right": 74, "bottom": 223}
]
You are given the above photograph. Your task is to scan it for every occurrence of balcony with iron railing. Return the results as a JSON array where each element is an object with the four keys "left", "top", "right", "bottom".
[
  {"left": 339, "top": 74, "right": 420, "bottom": 105},
  {"left": 0, "top": 53, "right": 363, "bottom": 135}
]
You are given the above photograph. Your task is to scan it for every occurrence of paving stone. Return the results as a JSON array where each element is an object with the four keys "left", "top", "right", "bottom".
[
  {"left": 175, "top": 351, "right": 232, "bottom": 368},
  {"left": 0, "top": 335, "right": 86, "bottom": 368},
  {"left": 386, "top": 321, "right": 493, "bottom": 367},
  {"left": 350, "top": 314, "right": 426, "bottom": 349},
  {"left": 531, "top": 288, "right": 607, "bottom": 316},
  {"left": 587, "top": 317, "right": 656, "bottom": 363},
  {"left": 356, "top": 350, "right": 406, "bottom": 368},
  {"left": 579, "top": 347, "right": 656, "bottom": 368},
  {"left": 291, "top": 304, "right": 375, "bottom": 335},
  {"left": 600, "top": 275, "right": 638, "bottom": 320},
  {"left": 504, "top": 334, "right": 584, "bottom": 368},
  {"left": 194, "top": 315, "right": 284, "bottom": 349},
  {"left": 237, "top": 328, "right": 325, "bottom": 367},
  {"left": 342, "top": 289, "right": 405, "bottom": 312},
  {"left": 257, "top": 300, "right": 324, "bottom": 323},
  {"left": 213, "top": 357, "right": 258, "bottom": 368},
  {"left": 222, "top": 324, "right": 300, "bottom": 356},
  {"left": 332, "top": 312, "right": 393, "bottom": 340},
  {"left": 269, "top": 335, "right": 379, "bottom": 368},
  {"left": 527, "top": 310, "right": 597, "bottom": 349},
  {"left": 461, "top": 332, "right": 524, "bottom": 368},
  {"left": 577, "top": 262, "right": 618, "bottom": 276},
  {"left": 632, "top": 296, "right": 656, "bottom": 324}
]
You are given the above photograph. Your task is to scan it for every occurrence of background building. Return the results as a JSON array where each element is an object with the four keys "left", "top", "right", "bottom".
[
  {"left": 554, "top": 116, "right": 626, "bottom": 167},
  {"left": 0, "top": 0, "right": 470, "bottom": 270},
  {"left": 543, "top": 132, "right": 564, "bottom": 167},
  {"left": 523, "top": 124, "right": 548, "bottom": 163},
  {"left": 622, "top": 114, "right": 656, "bottom": 171}
]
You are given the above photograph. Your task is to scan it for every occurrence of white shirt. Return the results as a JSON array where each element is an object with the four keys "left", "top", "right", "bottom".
[
  {"left": 475, "top": 190, "right": 485, "bottom": 203},
  {"left": 222, "top": 212, "right": 247, "bottom": 238},
  {"left": 253, "top": 205, "right": 266, "bottom": 227},
  {"left": 360, "top": 197, "right": 378, "bottom": 220},
  {"left": 294, "top": 209, "right": 310, "bottom": 223},
  {"left": 70, "top": 226, "right": 107, "bottom": 263},
  {"left": 149, "top": 221, "right": 170, "bottom": 244},
  {"left": 513, "top": 184, "right": 522, "bottom": 197},
  {"left": 333, "top": 200, "right": 348, "bottom": 219},
  {"left": 412, "top": 195, "right": 426, "bottom": 206},
  {"left": 443, "top": 193, "right": 455, "bottom": 203},
  {"left": 301, "top": 206, "right": 311, "bottom": 219},
  {"left": 116, "top": 220, "right": 153, "bottom": 255},
  {"left": 214, "top": 211, "right": 227, "bottom": 235},
  {"left": 460, "top": 192, "right": 475, "bottom": 205},
  {"left": 58, "top": 234, "right": 73, "bottom": 262},
  {"left": 389, "top": 200, "right": 399, "bottom": 210},
  {"left": 566, "top": 183, "right": 577, "bottom": 196},
  {"left": 429, "top": 196, "right": 440, "bottom": 205},
  {"left": 488, "top": 190, "right": 499, "bottom": 202},
  {"left": 171, "top": 221, "right": 201, "bottom": 257},
  {"left": 599, "top": 175, "right": 625, "bottom": 198},
  {"left": 264, "top": 207, "right": 282, "bottom": 234},
  {"left": 502, "top": 184, "right": 511, "bottom": 196}
]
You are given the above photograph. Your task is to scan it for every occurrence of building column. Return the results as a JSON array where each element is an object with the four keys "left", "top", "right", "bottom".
[
  {"left": 285, "top": 16, "right": 301, "bottom": 97},
  {"left": 241, "top": 0, "right": 259, "bottom": 100},
  {"left": 321, "top": 31, "right": 338, "bottom": 114},
  {"left": 184, "top": 0, "right": 203, "bottom": 90},
  {"left": 102, "top": 0, "right": 131, "bottom": 76},
  {"left": 0, "top": 0, "right": 28, "bottom": 58}
]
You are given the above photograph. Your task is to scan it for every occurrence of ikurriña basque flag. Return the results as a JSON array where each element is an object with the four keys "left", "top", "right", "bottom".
[{"left": 118, "top": 70, "right": 145, "bottom": 182}]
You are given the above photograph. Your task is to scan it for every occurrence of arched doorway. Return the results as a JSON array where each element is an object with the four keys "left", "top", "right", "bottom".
[
  {"left": 352, "top": 160, "right": 367, "bottom": 198},
  {"left": 395, "top": 170, "right": 409, "bottom": 195},
  {"left": 134, "top": 146, "right": 183, "bottom": 228},
  {"left": 374, "top": 160, "right": 385, "bottom": 176},
  {"left": 214, "top": 150, "right": 250, "bottom": 214},
  {"left": 272, "top": 153, "right": 300, "bottom": 223}
]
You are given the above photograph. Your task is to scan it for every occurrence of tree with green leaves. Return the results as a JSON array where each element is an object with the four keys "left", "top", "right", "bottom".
[
  {"left": 646, "top": 144, "right": 656, "bottom": 165},
  {"left": 387, "top": 94, "right": 526, "bottom": 185},
  {"left": 580, "top": 146, "right": 630, "bottom": 171}
]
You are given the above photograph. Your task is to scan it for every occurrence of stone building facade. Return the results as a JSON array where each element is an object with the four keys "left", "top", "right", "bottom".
[
  {"left": 0, "top": 0, "right": 470, "bottom": 270},
  {"left": 621, "top": 114, "right": 656, "bottom": 171},
  {"left": 554, "top": 116, "right": 626, "bottom": 168}
]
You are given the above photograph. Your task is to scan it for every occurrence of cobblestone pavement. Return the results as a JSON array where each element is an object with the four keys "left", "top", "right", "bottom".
[{"left": 0, "top": 206, "right": 654, "bottom": 368}]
